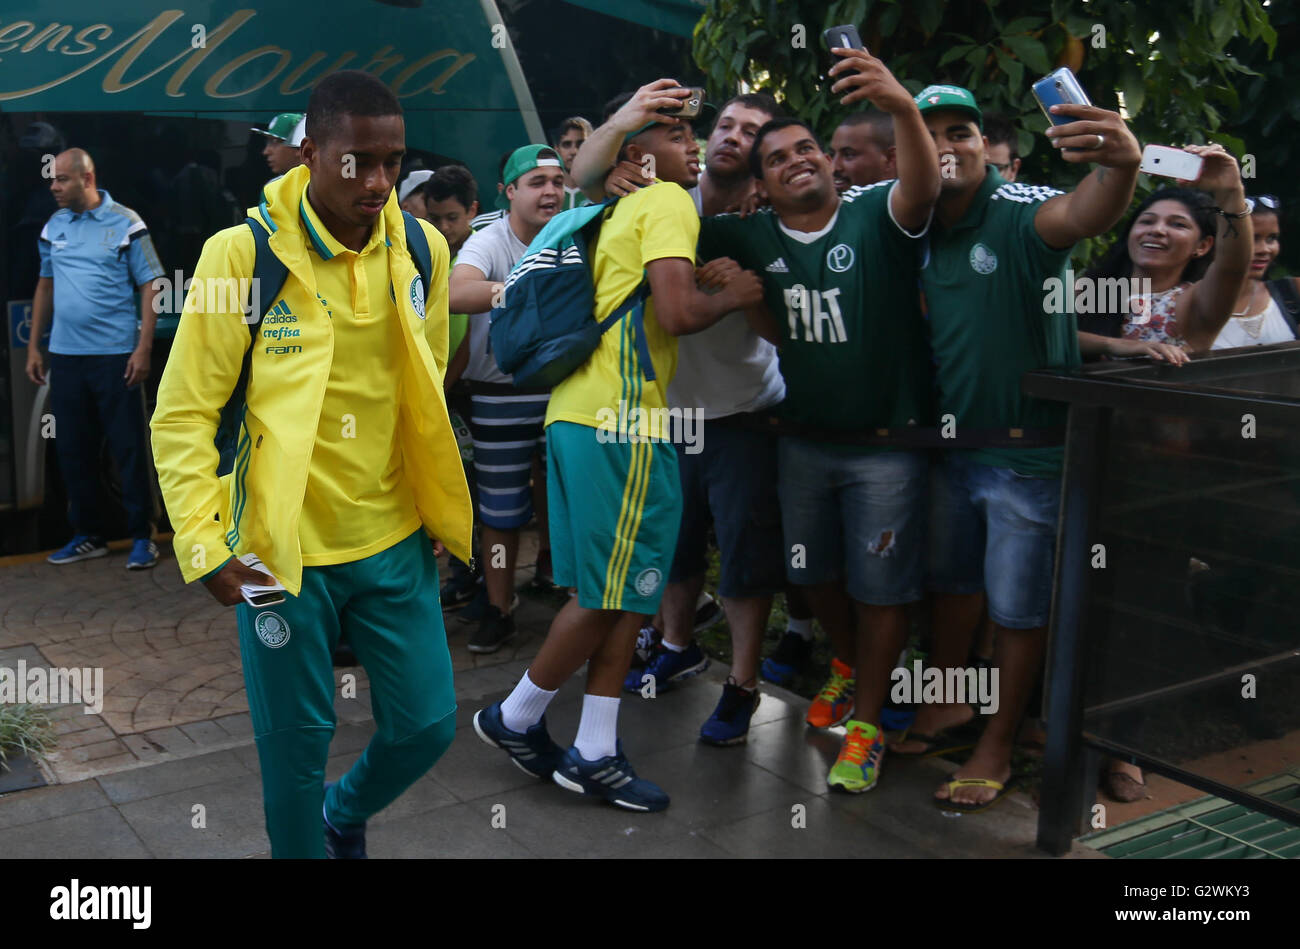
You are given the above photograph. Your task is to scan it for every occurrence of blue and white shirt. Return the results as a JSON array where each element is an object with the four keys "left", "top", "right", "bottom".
[{"left": 38, "top": 189, "right": 165, "bottom": 355}]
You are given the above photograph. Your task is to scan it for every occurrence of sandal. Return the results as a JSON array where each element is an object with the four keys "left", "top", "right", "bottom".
[
  {"left": 889, "top": 719, "right": 981, "bottom": 758},
  {"left": 934, "top": 776, "right": 1018, "bottom": 814}
]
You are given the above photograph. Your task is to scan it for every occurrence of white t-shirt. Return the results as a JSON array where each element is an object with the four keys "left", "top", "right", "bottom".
[
  {"left": 1211, "top": 295, "right": 1297, "bottom": 350},
  {"left": 666, "top": 181, "right": 785, "bottom": 419},
  {"left": 455, "top": 215, "right": 530, "bottom": 384}
]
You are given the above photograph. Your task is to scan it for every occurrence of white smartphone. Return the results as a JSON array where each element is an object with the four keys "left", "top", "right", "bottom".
[
  {"left": 1140, "top": 144, "right": 1204, "bottom": 181},
  {"left": 239, "top": 553, "right": 286, "bottom": 607}
]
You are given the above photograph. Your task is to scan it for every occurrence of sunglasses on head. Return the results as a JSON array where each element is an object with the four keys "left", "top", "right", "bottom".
[{"left": 1247, "top": 195, "right": 1280, "bottom": 213}]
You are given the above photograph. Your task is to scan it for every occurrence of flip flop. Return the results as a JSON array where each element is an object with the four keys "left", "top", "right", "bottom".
[
  {"left": 889, "top": 720, "right": 980, "bottom": 758},
  {"left": 933, "top": 776, "right": 1018, "bottom": 814}
]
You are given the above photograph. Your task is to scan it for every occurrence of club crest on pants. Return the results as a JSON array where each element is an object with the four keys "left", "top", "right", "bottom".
[{"left": 256, "top": 611, "right": 291, "bottom": 648}]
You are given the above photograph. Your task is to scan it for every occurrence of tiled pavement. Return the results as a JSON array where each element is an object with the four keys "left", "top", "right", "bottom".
[{"left": 0, "top": 533, "right": 1089, "bottom": 858}]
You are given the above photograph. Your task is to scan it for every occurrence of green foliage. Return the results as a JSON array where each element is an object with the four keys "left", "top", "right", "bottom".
[
  {"left": 0, "top": 703, "right": 57, "bottom": 772},
  {"left": 693, "top": 0, "right": 1280, "bottom": 266}
]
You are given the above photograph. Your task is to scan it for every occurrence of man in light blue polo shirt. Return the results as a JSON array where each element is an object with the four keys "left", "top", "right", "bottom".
[{"left": 25, "top": 148, "right": 165, "bottom": 569}]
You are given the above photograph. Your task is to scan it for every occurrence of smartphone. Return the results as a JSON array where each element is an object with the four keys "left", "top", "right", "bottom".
[
  {"left": 1032, "top": 67, "right": 1092, "bottom": 153},
  {"left": 1032, "top": 67, "right": 1092, "bottom": 125},
  {"left": 822, "top": 24, "right": 865, "bottom": 52},
  {"left": 1139, "top": 144, "right": 1205, "bottom": 181},
  {"left": 238, "top": 552, "right": 286, "bottom": 608},
  {"left": 661, "top": 87, "right": 705, "bottom": 119}
]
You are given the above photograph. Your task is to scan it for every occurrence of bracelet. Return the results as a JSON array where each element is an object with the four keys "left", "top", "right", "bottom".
[{"left": 1210, "top": 204, "right": 1250, "bottom": 238}]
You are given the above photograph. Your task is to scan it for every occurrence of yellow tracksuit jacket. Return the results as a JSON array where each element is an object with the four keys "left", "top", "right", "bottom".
[{"left": 152, "top": 165, "right": 472, "bottom": 595}]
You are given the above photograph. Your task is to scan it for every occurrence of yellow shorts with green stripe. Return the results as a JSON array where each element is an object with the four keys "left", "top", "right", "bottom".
[{"left": 545, "top": 420, "right": 682, "bottom": 613}]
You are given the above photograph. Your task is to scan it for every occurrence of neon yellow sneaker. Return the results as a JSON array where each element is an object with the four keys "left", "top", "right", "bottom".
[
  {"left": 805, "top": 658, "right": 855, "bottom": 728},
  {"left": 827, "top": 720, "right": 885, "bottom": 793}
]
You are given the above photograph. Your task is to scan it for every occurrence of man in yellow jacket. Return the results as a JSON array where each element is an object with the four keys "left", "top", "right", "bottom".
[{"left": 152, "top": 70, "right": 472, "bottom": 858}]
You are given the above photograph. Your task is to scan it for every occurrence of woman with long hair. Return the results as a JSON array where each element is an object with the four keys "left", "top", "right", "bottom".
[
  {"left": 1077, "top": 144, "right": 1252, "bottom": 362},
  {"left": 1212, "top": 195, "right": 1299, "bottom": 349}
]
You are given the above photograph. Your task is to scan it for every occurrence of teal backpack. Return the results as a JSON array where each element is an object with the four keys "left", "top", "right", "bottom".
[
  {"left": 214, "top": 211, "right": 432, "bottom": 474},
  {"left": 489, "top": 198, "right": 653, "bottom": 389}
]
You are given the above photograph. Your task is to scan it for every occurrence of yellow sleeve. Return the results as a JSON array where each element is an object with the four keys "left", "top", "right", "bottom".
[
  {"left": 417, "top": 219, "right": 451, "bottom": 378},
  {"left": 150, "top": 225, "right": 256, "bottom": 584}
]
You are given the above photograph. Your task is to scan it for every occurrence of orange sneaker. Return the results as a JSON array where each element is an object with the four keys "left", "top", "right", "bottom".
[{"left": 805, "top": 658, "right": 855, "bottom": 728}]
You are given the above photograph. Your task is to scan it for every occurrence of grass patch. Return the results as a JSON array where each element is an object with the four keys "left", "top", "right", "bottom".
[{"left": 0, "top": 703, "right": 57, "bottom": 772}]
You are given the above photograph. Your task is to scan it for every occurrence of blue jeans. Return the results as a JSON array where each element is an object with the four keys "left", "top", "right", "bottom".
[
  {"left": 48, "top": 353, "right": 154, "bottom": 540},
  {"left": 926, "top": 453, "right": 1062, "bottom": 629},
  {"left": 778, "top": 439, "right": 927, "bottom": 605}
]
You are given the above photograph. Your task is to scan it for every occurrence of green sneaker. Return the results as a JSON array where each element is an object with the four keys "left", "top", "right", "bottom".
[{"left": 827, "top": 720, "right": 885, "bottom": 793}]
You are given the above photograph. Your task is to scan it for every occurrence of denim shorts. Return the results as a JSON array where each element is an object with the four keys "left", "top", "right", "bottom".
[
  {"left": 926, "top": 453, "right": 1062, "bottom": 629},
  {"left": 669, "top": 419, "right": 784, "bottom": 597},
  {"left": 777, "top": 439, "right": 927, "bottom": 605}
]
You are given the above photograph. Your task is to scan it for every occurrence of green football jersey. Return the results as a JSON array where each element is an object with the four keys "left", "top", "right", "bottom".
[
  {"left": 698, "top": 181, "right": 933, "bottom": 439},
  {"left": 920, "top": 169, "right": 1079, "bottom": 477}
]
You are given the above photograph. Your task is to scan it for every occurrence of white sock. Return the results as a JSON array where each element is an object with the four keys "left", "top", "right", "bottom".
[
  {"left": 662, "top": 639, "right": 687, "bottom": 653},
  {"left": 573, "top": 694, "right": 620, "bottom": 761},
  {"left": 500, "top": 671, "right": 557, "bottom": 733},
  {"left": 787, "top": 617, "right": 813, "bottom": 640}
]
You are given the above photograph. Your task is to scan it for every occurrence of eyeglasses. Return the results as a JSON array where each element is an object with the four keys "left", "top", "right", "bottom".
[{"left": 1246, "top": 195, "right": 1281, "bottom": 213}]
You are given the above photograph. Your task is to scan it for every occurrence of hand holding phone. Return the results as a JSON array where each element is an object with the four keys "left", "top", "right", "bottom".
[
  {"left": 660, "top": 87, "right": 705, "bottom": 120},
  {"left": 238, "top": 553, "right": 286, "bottom": 607},
  {"left": 1139, "top": 145, "right": 1205, "bottom": 181}
]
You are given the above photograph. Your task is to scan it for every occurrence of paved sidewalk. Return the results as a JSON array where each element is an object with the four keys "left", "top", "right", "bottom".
[{"left": 0, "top": 536, "right": 1087, "bottom": 858}]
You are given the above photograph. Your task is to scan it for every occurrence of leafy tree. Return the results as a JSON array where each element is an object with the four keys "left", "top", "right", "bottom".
[{"left": 693, "top": 0, "right": 1281, "bottom": 265}]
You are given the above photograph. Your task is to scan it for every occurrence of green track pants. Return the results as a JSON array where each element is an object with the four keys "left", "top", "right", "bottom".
[{"left": 236, "top": 529, "right": 456, "bottom": 858}]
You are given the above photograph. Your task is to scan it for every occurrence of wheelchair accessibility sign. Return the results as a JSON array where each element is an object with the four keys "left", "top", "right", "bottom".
[{"left": 9, "top": 300, "right": 47, "bottom": 350}]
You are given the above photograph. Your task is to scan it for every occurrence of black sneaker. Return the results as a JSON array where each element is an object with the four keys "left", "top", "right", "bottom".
[
  {"left": 468, "top": 605, "right": 515, "bottom": 654},
  {"left": 694, "top": 592, "right": 724, "bottom": 632},
  {"left": 323, "top": 782, "right": 366, "bottom": 859},
  {"left": 440, "top": 567, "right": 481, "bottom": 611}
]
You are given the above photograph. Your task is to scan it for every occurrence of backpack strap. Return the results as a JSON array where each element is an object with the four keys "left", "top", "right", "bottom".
[
  {"left": 596, "top": 276, "right": 656, "bottom": 381},
  {"left": 402, "top": 210, "right": 433, "bottom": 299},
  {"left": 215, "top": 220, "right": 287, "bottom": 477},
  {"left": 1266, "top": 277, "right": 1300, "bottom": 337}
]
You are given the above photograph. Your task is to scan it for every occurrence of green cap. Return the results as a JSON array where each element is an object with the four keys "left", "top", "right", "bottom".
[
  {"left": 502, "top": 144, "right": 566, "bottom": 188},
  {"left": 253, "top": 112, "right": 305, "bottom": 143},
  {"left": 914, "top": 85, "right": 983, "bottom": 130}
]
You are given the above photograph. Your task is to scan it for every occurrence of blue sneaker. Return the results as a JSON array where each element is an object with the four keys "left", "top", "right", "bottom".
[
  {"left": 472, "top": 701, "right": 564, "bottom": 778},
  {"left": 126, "top": 539, "right": 159, "bottom": 570},
  {"left": 760, "top": 631, "right": 812, "bottom": 686},
  {"left": 624, "top": 641, "right": 709, "bottom": 694},
  {"left": 47, "top": 535, "right": 108, "bottom": 565},
  {"left": 322, "top": 781, "right": 366, "bottom": 859},
  {"left": 699, "top": 678, "right": 761, "bottom": 746},
  {"left": 551, "top": 741, "right": 669, "bottom": 812}
]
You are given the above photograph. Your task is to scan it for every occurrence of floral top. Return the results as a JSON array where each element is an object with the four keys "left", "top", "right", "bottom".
[{"left": 1121, "top": 284, "right": 1187, "bottom": 347}]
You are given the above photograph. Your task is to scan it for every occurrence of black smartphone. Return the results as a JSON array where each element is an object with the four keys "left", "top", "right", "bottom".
[{"left": 822, "top": 24, "right": 865, "bottom": 53}]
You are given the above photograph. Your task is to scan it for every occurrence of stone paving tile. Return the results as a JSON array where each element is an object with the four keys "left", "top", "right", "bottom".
[
  {"left": 366, "top": 803, "right": 537, "bottom": 858},
  {"left": 0, "top": 807, "right": 153, "bottom": 859},
  {"left": 700, "top": 795, "right": 919, "bottom": 859},
  {"left": 0, "top": 780, "right": 111, "bottom": 830},
  {"left": 481, "top": 782, "right": 694, "bottom": 858},
  {"left": 117, "top": 772, "right": 268, "bottom": 859},
  {"left": 95, "top": 749, "right": 251, "bottom": 805}
]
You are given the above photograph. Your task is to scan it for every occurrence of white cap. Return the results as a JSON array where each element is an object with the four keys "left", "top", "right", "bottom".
[
  {"left": 288, "top": 116, "right": 306, "bottom": 147},
  {"left": 398, "top": 169, "right": 435, "bottom": 203}
]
